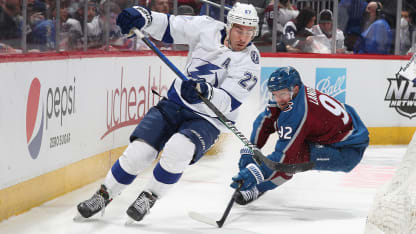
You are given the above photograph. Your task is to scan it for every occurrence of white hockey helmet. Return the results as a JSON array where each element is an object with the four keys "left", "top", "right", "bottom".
[{"left": 226, "top": 2, "right": 259, "bottom": 38}]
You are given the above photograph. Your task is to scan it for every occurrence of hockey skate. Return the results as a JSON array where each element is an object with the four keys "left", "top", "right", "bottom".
[
  {"left": 74, "top": 184, "right": 112, "bottom": 221},
  {"left": 125, "top": 190, "right": 158, "bottom": 224},
  {"left": 235, "top": 186, "right": 264, "bottom": 205}
]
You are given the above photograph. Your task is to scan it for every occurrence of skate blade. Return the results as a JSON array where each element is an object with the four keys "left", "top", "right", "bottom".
[
  {"left": 73, "top": 212, "right": 89, "bottom": 222},
  {"left": 124, "top": 217, "right": 137, "bottom": 226}
]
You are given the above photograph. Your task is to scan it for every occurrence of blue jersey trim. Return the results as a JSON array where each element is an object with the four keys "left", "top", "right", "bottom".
[
  {"left": 220, "top": 27, "right": 226, "bottom": 44},
  {"left": 167, "top": 81, "right": 187, "bottom": 107},
  {"left": 161, "top": 14, "right": 174, "bottom": 44},
  {"left": 219, "top": 88, "right": 242, "bottom": 111}
]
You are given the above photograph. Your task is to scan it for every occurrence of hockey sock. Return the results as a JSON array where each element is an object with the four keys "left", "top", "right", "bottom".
[{"left": 146, "top": 162, "right": 183, "bottom": 197}]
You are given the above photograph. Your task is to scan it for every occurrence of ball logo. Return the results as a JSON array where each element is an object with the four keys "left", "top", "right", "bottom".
[
  {"left": 315, "top": 68, "right": 347, "bottom": 103},
  {"left": 26, "top": 78, "right": 44, "bottom": 159}
]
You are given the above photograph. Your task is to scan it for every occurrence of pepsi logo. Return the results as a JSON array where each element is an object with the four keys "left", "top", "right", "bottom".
[{"left": 26, "top": 78, "right": 44, "bottom": 159}]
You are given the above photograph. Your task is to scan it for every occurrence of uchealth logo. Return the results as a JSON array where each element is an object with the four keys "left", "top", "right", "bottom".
[
  {"left": 26, "top": 78, "right": 44, "bottom": 159},
  {"left": 315, "top": 68, "right": 347, "bottom": 103},
  {"left": 101, "top": 66, "right": 169, "bottom": 139},
  {"left": 385, "top": 76, "right": 416, "bottom": 119}
]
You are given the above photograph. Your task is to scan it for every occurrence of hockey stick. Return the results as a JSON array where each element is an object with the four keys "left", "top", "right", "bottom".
[
  {"left": 189, "top": 184, "right": 241, "bottom": 228},
  {"left": 131, "top": 28, "right": 314, "bottom": 174}
]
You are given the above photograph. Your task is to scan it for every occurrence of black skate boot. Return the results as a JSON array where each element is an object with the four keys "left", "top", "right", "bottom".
[
  {"left": 235, "top": 186, "right": 264, "bottom": 205},
  {"left": 77, "top": 184, "right": 112, "bottom": 218},
  {"left": 126, "top": 190, "right": 158, "bottom": 222}
]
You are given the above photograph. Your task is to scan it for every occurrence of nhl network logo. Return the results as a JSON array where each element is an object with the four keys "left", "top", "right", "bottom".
[{"left": 384, "top": 76, "right": 416, "bottom": 119}]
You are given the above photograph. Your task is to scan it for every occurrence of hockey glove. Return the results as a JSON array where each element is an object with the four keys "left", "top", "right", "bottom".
[
  {"left": 116, "top": 6, "right": 152, "bottom": 35},
  {"left": 231, "top": 163, "right": 265, "bottom": 190},
  {"left": 238, "top": 147, "right": 256, "bottom": 170},
  {"left": 180, "top": 79, "right": 213, "bottom": 104}
]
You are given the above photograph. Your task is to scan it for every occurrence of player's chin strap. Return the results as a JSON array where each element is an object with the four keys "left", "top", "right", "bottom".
[{"left": 130, "top": 28, "right": 314, "bottom": 174}]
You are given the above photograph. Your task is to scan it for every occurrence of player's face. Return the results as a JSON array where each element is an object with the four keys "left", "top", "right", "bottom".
[
  {"left": 272, "top": 89, "right": 292, "bottom": 110},
  {"left": 229, "top": 24, "right": 255, "bottom": 51}
]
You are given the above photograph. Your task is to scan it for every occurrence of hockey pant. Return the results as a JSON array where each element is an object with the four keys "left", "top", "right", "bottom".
[
  {"left": 309, "top": 142, "right": 367, "bottom": 172},
  {"left": 105, "top": 99, "right": 220, "bottom": 198},
  {"left": 254, "top": 143, "right": 367, "bottom": 194}
]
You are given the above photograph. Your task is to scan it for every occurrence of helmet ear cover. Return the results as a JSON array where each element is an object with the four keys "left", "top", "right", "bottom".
[{"left": 226, "top": 2, "right": 259, "bottom": 38}]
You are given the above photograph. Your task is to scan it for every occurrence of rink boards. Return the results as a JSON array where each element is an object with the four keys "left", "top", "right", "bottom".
[{"left": 0, "top": 51, "right": 415, "bottom": 221}]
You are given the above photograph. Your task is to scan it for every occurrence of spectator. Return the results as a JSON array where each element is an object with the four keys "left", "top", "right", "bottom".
[
  {"left": 353, "top": 1, "right": 392, "bottom": 54},
  {"left": 199, "top": 0, "right": 233, "bottom": 22},
  {"left": 178, "top": 0, "right": 201, "bottom": 15},
  {"left": 27, "top": 0, "right": 46, "bottom": 26},
  {"left": 400, "top": 8, "right": 414, "bottom": 55},
  {"left": 311, "top": 9, "right": 346, "bottom": 54},
  {"left": 64, "top": 1, "right": 103, "bottom": 49},
  {"left": 115, "top": 0, "right": 135, "bottom": 10},
  {"left": 27, "top": 0, "right": 55, "bottom": 51},
  {"left": 378, "top": 0, "right": 397, "bottom": 32},
  {"left": 98, "top": 1, "right": 125, "bottom": 50},
  {"left": 280, "top": 7, "right": 315, "bottom": 52},
  {"left": 149, "top": 0, "right": 170, "bottom": 14},
  {"left": 50, "top": 1, "right": 76, "bottom": 51},
  {"left": 338, "top": 0, "right": 367, "bottom": 51},
  {"left": 62, "top": 2, "right": 84, "bottom": 50},
  {"left": 134, "top": 0, "right": 173, "bottom": 50},
  {"left": 177, "top": 4, "right": 196, "bottom": 15},
  {"left": 262, "top": 0, "right": 298, "bottom": 42},
  {"left": 28, "top": 19, "right": 55, "bottom": 51},
  {"left": 0, "top": 0, "right": 22, "bottom": 49}
]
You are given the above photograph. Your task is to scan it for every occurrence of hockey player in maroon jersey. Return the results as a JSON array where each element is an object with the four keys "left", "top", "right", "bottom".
[{"left": 230, "top": 66, "right": 369, "bottom": 205}]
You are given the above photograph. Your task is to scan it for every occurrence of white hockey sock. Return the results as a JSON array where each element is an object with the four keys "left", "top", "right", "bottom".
[
  {"left": 104, "top": 172, "right": 128, "bottom": 198},
  {"left": 104, "top": 140, "right": 157, "bottom": 198},
  {"left": 146, "top": 133, "right": 195, "bottom": 198},
  {"left": 145, "top": 176, "right": 173, "bottom": 199}
]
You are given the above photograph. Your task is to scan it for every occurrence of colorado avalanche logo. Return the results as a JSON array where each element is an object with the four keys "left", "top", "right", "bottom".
[
  {"left": 26, "top": 78, "right": 44, "bottom": 159},
  {"left": 282, "top": 102, "right": 294, "bottom": 112},
  {"left": 251, "top": 51, "right": 259, "bottom": 64}
]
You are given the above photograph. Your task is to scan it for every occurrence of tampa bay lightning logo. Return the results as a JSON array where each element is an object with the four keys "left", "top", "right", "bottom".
[
  {"left": 187, "top": 58, "right": 222, "bottom": 87},
  {"left": 250, "top": 51, "right": 259, "bottom": 64}
]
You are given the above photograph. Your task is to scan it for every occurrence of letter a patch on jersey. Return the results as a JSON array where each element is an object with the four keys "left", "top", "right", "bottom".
[{"left": 221, "top": 58, "right": 231, "bottom": 69}]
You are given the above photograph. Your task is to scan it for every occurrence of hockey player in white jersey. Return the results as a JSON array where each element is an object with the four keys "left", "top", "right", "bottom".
[{"left": 75, "top": 2, "right": 261, "bottom": 223}]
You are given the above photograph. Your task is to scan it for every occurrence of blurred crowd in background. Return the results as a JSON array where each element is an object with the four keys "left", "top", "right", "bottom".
[{"left": 0, "top": 0, "right": 415, "bottom": 55}]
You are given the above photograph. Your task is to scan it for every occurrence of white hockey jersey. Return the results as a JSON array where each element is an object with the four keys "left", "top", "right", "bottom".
[{"left": 143, "top": 12, "right": 261, "bottom": 130}]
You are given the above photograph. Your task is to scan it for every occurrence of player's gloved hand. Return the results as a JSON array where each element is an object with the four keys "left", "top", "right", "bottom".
[
  {"left": 231, "top": 163, "right": 265, "bottom": 190},
  {"left": 180, "top": 79, "right": 213, "bottom": 104},
  {"left": 116, "top": 6, "right": 152, "bottom": 35},
  {"left": 239, "top": 147, "right": 256, "bottom": 170}
]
